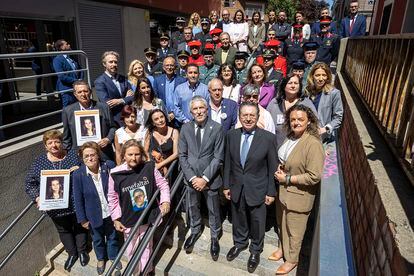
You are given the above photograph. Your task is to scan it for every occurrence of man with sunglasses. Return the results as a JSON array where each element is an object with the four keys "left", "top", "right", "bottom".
[{"left": 262, "top": 49, "right": 284, "bottom": 87}]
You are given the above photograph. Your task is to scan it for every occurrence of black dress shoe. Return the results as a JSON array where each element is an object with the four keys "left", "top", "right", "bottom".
[
  {"left": 64, "top": 255, "right": 78, "bottom": 271},
  {"left": 184, "top": 232, "right": 201, "bottom": 252},
  {"left": 226, "top": 245, "right": 247, "bottom": 262},
  {"left": 210, "top": 238, "right": 220, "bottom": 261},
  {"left": 97, "top": 260, "right": 106, "bottom": 275},
  {"left": 247, "top": 253, "right": 260, "bottom": 273},
  {"left": 79, "top": 252, "right": 90, "bottom": 266}
]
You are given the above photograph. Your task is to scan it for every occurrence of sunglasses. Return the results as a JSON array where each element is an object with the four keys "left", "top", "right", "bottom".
[{"left": 243, "top": 94, "right": 259, "bottom": 99}]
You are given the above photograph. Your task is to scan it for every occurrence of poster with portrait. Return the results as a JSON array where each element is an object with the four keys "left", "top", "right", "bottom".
[
  {"left": 130, "top": 187, "right": 148, "bottom": 212},
  {"left": 39, "top": 170, "right": 70, "bottom": 211},
  {"left": 74, "top": 110, "right": 101, "bottom": 146}
]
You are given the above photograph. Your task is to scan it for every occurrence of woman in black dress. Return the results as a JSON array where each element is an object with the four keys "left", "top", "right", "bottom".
[{"left": 144, "top": 109, "right": 179, "bottom": 175}]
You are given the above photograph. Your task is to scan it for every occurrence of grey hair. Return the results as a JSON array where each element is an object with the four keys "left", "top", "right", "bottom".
[
  {"left": 189, "top": 95, "right": 208, "bottom": 110},
  {"left": 220, "top": 32, "right": 230, "bottom": 39},
  {"left": 101, "top": 51, "right": 120, "bottom": 64},
  {"left": 241, "top": 83, "right": 260, "bottom": 96},
  {"left": 208, "top": 78, "right": 223, "bottom": 90}
]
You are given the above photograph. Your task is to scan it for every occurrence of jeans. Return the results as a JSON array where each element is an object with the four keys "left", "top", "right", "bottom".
[{"left": 90, "top": 217, "right": 119, "bottom": 261}]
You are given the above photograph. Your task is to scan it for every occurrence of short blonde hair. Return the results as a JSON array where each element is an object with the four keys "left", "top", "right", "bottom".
[
  {"left": 127, "top": 59, "right": 146, "bottom": 84},
  {"left": 43, "top": 130, "right": 63, "bottom": 145}
]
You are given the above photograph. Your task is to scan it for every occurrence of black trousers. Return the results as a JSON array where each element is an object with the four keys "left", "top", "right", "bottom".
[
  {"left": 231, "top": 189, "right": 266, "bottom": 254},
  {"left": 51, "top": 213, "right": 88, "bottom": 256}
]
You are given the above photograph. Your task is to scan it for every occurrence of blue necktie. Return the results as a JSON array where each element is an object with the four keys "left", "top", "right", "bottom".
[{"left": 240, "top": 132, "right": 251, "bottom": 168}]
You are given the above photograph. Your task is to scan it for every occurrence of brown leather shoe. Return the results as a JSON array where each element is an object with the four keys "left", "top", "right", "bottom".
[
  {"left": 268, "top": 248, "right": 283, "bottom": 261},
  {"left": 276, "top": 261, "right": 297, "bottom": 275}
]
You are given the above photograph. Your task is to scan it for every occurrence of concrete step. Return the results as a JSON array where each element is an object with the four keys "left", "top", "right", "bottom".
[{"left": 156, "top": 215, "right": 297, "bottom": 276}]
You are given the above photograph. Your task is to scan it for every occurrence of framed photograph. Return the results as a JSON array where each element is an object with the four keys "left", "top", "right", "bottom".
[
  {"left": 130, "top": 187, "right": 148, "bottom": 212},
  {"left": 39, "top": 170, "right": 71, "bottom": 211},
  {"left": 74, "top": 110, "right": 102, "bottom": 145}
]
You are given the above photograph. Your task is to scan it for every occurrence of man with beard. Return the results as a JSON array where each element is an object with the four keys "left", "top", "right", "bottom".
[
  {"left": 199, "top": 48, "right": 220, "bottom": 85},
  {"left": 95, "top": 51, "right": 133, "bottom": 126}
]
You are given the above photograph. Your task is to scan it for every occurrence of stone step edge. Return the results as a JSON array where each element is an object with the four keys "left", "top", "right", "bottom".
[{"left": 39, "top": 243, "right": 65, "bottom": 276}]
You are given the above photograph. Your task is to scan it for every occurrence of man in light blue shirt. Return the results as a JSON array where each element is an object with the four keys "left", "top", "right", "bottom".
[{"left": 173, "top": 64, "right": 209, "bottom": 124}]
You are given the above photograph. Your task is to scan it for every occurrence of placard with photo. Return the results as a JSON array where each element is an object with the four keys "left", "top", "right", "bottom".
[
  {"left": 74, "top": 109, "right": 101, "bottom": 145},
  {"left": 39, "top": 170, "right": 71, "bottom": 211}
]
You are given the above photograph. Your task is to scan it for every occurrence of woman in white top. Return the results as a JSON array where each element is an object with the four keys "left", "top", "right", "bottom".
[
  {"left": 209, "top": 10, "right": 219, "bottom": 30},
  {"left": 218, "top": 64, "right": 241, "bottom": 103},
  {"left": 229, "top": 9, "right": 249, "bottom": 52},
  {"left": 133, "top": 77, "right": 167, "bottom": 126},
  {"left": 114, "top": 105, "right": 147, "bottom": 165},
  {"left": 291, "top": 11, "right": 311, "bottom": 40}
]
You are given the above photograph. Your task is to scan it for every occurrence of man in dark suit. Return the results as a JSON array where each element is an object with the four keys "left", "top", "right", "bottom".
[
  {"left": 272, "top": 10, "right": 291, "bottom": 37},
  {"left": 177, "top": 27, "right": 194, "bottom": 52},
  {"left": 53, "top": 39, "right": 83, "bottom": 107},
  {"left": 95, "top": 51, "right": 133, "bottom": 126},
  {"left": 62, "top": 80, "right": 116, "bottom": 160},
  {"left": 156, "top": 33, "right": 176, "bottom": 62},
  {"left": 224, "top": 102, "right": 278, "bottom": 273},
  {"left": 178, "top": 95, "right": 224, "bottom": 261},
  {"left": 214, "top": 32, "right": 237, "bottom": 66},
  {"left": 207, "top": 78, "right": 237, "bottom": 134},
  {"left": 341, "top": 1, "right": 366, "bottom": 37},
  {"left": 153, "top": 56, "right": 186, "bottom": 127}
]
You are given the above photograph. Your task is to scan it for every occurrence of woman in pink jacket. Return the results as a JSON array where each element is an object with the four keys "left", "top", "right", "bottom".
[{"left": 108, "top": 139, "right": 171, "bottom": 273}]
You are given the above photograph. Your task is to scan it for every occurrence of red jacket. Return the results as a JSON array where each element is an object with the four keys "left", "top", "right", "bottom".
[
  {"left": 256, "top": 55, "right": 287, "bottom": 77},
  {"left": 189, "top": 55, "right": 205, "bottom": 66}
]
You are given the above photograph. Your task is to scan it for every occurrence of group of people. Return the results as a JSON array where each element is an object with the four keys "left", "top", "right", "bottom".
[{"left": 23, "top": 4, "right": 353, "bottom": 276}]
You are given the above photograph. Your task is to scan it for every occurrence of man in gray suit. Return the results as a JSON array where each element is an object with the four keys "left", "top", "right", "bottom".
[
  {"left": 178, "top": 95, "right": 224, "bottom": 261},
  {"left": 62, "top": 80, "right": 116, "bottom": 160}
]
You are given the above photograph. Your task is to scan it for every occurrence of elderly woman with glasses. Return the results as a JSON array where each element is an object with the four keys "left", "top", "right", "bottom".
[
  {"left": 235, "top": 84, "right": 275, "bottom": 134},
  {"left": 73, "top": 142, "right": 120, "bottom": 275}
]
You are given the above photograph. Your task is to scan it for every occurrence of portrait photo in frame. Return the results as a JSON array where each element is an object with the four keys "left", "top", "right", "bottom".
[
  {"left": 39, "top": 170, "right": 71, "bottom": 211},
  {"left": 74, "top": 110, "right": 102, "bottom": 145}
]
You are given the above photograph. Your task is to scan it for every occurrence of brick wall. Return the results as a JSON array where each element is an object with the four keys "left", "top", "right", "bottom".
[{"left": 338, "top": 96, "right": 408, "bottom": 276}]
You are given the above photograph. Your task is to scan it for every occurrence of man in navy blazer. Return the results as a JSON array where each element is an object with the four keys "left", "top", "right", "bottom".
[
  {"left": 208, "top": 78, "right": 237, "bottom": 133},
  {"left": 53, "top": 39, "right": 83, "bottom": 107},
  {"left": 153, "top": 56, "right": 186, "bottom": 126},
  {"left": 341, "top": 1, "right": 366, "bottom": 37},
  {"left": 94, "top": 51, "right": 133, "bottom": 126}
]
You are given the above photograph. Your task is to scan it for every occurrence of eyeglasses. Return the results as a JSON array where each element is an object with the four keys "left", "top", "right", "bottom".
[
  {"left": 83, "top": 153, "right": 98, "bottom": 160},
  {"left": 243, "top": 95, "right": 259, "bottom": 99}
]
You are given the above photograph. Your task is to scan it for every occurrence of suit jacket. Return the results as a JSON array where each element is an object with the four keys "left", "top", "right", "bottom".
[
  {"left": 214, "top": 46, "right": 237, "bottom": 66},
  {"left": 272, "top": 22, "right": 291, "bottom": 37},
  {"left": 248, "top": 24, "right": 266, "bottom": 51},
  {"left": 73, "top": 161, "right": 116, "bottom": 228},
  {"left": 177, "top": 42, "right": 190, "bottom": 52},
  {"left": 94, "top": 73, "right": 132, "bottom": 126},
  {"left": 223, "top": 127, "right": 278, "bottom": 206},
  {"left": 311, "top": 21, "right": 338, "bottom": 35},
  {"left": 208, "top": 98, "right": 238, "bottom": 134},
  {"left": 62, "top": 100, "right": 116, "bottom": 160},
  {"left": 144, "top": 61, "right": 163, "bottom": 77},
  {"left": 278, "top": 133, "right": 324, "bottom": 213},
  {"left": 157, "top": 47, "right": 177, "bottom": 62},
  {"left": 315, "top": 88, "right": 344, "bottom": 140},
  {"left": 53, "top": 54, "right": 83, "bottom": 91},
  {"left": 153, "top": 74, "right": 186, "bottom": 113},
  {"left": 178, "top": 118, "right": 224, "bottom": 190},
  {"left": 341, "top": 14, "right": 366, "bottom": 37}
]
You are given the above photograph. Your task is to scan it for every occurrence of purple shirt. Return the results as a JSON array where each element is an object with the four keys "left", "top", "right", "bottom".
[{"left": 259, "top": 82, "right": 276, "bottom": 109}]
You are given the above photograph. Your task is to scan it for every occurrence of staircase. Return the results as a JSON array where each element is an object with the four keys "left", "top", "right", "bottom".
[{"left": 39, "top": 214, "right": 303, "bottom": 275}]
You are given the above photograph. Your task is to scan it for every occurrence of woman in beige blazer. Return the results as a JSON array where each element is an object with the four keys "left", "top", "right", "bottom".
[
  {"left": 270, "top": 104, "right": 325, "bottom": 274},
  {"left": 247, "top": 11, "right": 266, "bottom": 54}
]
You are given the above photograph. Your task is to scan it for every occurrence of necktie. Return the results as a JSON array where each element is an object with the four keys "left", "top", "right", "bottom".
[
  {"left": 112, "top": 76, "right": 122, "bottom": 95},
  {"left": 240, "top": 132, "right": 251, "bottom": 168},
  {"left": 350, "top": 17, "right": 355, "bottom": 34},
  {"left": 196, "top": 126, "right": 202, "bottom": 150}
]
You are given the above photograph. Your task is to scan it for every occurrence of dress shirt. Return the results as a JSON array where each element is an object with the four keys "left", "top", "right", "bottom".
[
  {"left": 209, "top": 101, "right": 222, "bottom": 124},
  {"left": 63, "top": 54, "right": 77, "bottom": 70},
  {"left": 222, "top": 21, "right": 232, "bottom": 33},
  {"left": 173, "top": 81, "right": 209, "bottom": 123},
  {"left": 165, "top": 75, "right": 176, "bottom": 113},
  {"left": 221, "top": 49, "right": 229, "bottom": 64},
  {"left": 188, "top": 121, "right": 210, "bottom": 183},
  {"left": 240, "top": 129, "right": 255, "bottom": 157},
  {"left": 105, "top": 71, "right": 122, "bottom": 96},
  {"left": 86, "top": 166, "right": 110, "bottom": 219},
  {"left": 79, "top": 102, "right": 93, "bottom": 110}
]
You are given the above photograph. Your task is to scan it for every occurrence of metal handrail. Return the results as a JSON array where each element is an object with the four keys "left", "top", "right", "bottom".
[
  {"left": 0, "top": 202, "right": 34, "bottom": 241},
  {"left": 142, "top": 181, "right": 186, "bottom": 275},
  {"left": 105, "top": 160, "right": 179, "bottom": 276},
  {"left": 0, "top": 214, "right": 47, "bottom": 270},
  {"left": 0, "top": 50, "right": 90, "bottom": 133},
  {"left": 123, "top": 171, "right": 184, "bottom": 276}
]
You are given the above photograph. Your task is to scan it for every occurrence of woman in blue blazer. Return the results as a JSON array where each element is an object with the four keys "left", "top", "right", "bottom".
[{"left": 73, "top": 142, "right": 120, "bottom": 275}]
